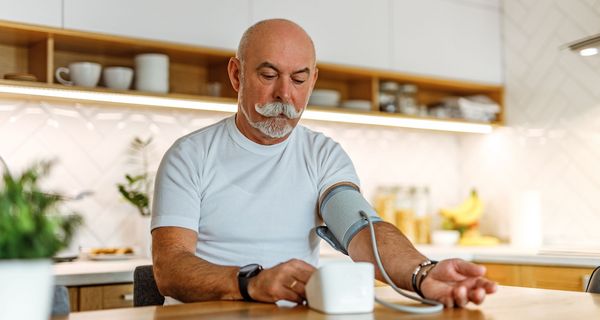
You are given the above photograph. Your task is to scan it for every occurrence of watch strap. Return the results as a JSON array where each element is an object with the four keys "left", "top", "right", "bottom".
[
  {"left": 238, "top": 275, "right": 255, "bottom": 302},
  {"left": 237, "top": 264, "right": 262, "bottom": 302}
]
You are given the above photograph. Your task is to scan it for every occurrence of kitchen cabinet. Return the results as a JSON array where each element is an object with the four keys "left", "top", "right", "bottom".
[
  {"left": 0, "top": 0, "right": 62, "bottom": 28},
  {"left": 391, "top": 0, "right": 502, "bottom": 84},
  {"left": 63, "top": 0, "right": 249, "bottom": 50},
  {"left": 0, "top": 20, "right": 503, "bottom": 132},
  {"left": 67, "top": 283, "right": 133, "bottom": 311},
  {"left": 251, "top": 0, "right": 390, "bottom": 71},
  {"left": 480, "top": 263, "right": 595, "bottom": 292}
]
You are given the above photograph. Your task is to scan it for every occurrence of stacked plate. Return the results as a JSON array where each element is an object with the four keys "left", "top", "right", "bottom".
[
  {"left": 341, "top": 100, "right": 371, "bottom": 111},
  {"left": 309, "top": 89, "right": 340, "bottom": 108}
]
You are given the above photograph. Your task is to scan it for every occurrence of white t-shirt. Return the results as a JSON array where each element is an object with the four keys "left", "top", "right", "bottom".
[{"left": 151, "top": 115, "right": 359, "bottom": 268}]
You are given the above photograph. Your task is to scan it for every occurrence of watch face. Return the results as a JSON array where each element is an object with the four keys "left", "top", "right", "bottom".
[{"left": 239, "top": 264, "right": 262, "bottom": 277}]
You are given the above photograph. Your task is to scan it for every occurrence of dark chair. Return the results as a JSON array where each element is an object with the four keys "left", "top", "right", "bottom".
[
  {"left": 586, "top": 266, "right": 600, "bottom": 293},
  {"left": 133, "top": 265, "right": 165, "bottom": 306},
  {"left": 51, "top": 285, "right": 70, "bottom": 315}
]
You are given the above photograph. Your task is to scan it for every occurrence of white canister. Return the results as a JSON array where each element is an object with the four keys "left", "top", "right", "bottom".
[
  {"left": 509, "top": 190, "right": 543, "bottom": 248},
  {"left": 134, "top": 53, "right": 169, "bottom": 93}
]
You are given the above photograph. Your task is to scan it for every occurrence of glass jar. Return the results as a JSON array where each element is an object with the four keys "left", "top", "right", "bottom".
[
  {"left": 379, "top": 81, "right": 400, "bottom": 113},
  {"left": 397, "top": 84, "right": 418, "bottom": 115}
]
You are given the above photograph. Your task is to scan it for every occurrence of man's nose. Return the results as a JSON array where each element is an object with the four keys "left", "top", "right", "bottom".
[{"left": 273, "top": 77, "right": 291, "bottom": 102}]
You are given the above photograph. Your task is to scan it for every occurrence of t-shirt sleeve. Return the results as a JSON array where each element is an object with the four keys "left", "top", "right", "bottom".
[
  {"left": 151, "top": 140, "right": 202, "bottom": 232},
  {"left": 317, "top": 140, "right": 360, "bottom": 197}
]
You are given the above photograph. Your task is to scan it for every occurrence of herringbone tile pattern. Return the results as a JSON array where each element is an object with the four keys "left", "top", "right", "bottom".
[
  {"left": 0, "top": 97, "right": 462, "bottom": 251},
  {"left": 460, "top": 0, "right": 600, "bottom": 247}
]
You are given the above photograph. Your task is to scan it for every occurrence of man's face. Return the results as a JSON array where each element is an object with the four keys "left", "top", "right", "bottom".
[{"left": 229, "top": 27, "right": 318, "bottom": 144}]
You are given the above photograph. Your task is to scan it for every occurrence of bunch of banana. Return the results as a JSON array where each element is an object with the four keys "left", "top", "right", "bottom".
[{"left": 440, "top": 189, "right": 483, "bottom": 227}]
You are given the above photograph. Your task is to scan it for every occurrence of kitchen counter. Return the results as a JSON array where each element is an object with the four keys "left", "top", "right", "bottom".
[
  {"left": 53, "top": 258, "right": 152, "bottom": 286},
  {"left": 320, "top": 244, "right": 600, "bottom": 268},
  {"left": 54, "top": 245, "right": 600, "bottom": 287},
  {"left": 418, "top": 245, "right": 600, "bottom": 268}
]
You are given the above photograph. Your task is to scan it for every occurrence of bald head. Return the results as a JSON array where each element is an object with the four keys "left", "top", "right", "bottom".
[{"left": 236, "top": 19, "right": 316, "bottom": 67}]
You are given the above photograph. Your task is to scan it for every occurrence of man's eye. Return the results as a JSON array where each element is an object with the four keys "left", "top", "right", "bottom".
[
  {"left": 292, "top": 78, "right": 306, "bottom": 84},
  {"left": 261, "top": 74, "right": 276, "bottom": 80}
]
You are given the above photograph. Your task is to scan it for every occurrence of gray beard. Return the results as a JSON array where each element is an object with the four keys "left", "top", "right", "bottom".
[{"left": 240, "top": 102, "right": 300, "bottom": 139}]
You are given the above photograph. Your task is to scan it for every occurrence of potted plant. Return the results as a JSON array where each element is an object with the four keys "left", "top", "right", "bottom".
[
  {"left": 0, "top": 158, "right": 82, "bottom": 320},
  {"left": 117, "top": 137, "right": 154, "bottom": 257}
]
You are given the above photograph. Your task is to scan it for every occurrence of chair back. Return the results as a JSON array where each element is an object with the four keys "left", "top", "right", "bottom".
[
  {"left": 51, "top": 285, "right": 70, "bottom": 315},
  {"left": 586, "top": 266, "right": 600, "bottom": 293},
  {"left": 133, "top": 265, "right": 165, "bottom": 306}
]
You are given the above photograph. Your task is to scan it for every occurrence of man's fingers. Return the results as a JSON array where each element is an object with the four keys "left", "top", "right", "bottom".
[
  {"left": 452, "top": 286, "right": 468, "bottom": 308},
  {"left": 287, "top": 259, "right": 316, "bottom": 283},
  {"left": 280, "top": 286, "right": 304, "bottom": 303},
  {"left": 482, "top": 279, "right": 498, "bottom": 293},
  {"left": 455, "top": 260, "right": 486, "bottom": 277},
  {"left": 286, "top": 278, "right": 307, "bottom": 298},
  {"left": 468, "top": 287, "right": 486, "bottom": 305}
]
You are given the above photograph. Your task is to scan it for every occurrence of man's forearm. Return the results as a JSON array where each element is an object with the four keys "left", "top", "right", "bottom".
[
  {"left": 153, "top": 249, "right": 241, "bottom": 302},
  {"left": 347, "top": 221, "right": 426, "bottom": 291}
]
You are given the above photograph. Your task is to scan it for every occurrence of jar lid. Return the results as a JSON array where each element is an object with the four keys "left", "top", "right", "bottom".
[
  {"left": 400, "top": 84, "right": 418, "bottom": 93},
  {"left": 380, "top": 81, "right": 400, "bottom": 91}
]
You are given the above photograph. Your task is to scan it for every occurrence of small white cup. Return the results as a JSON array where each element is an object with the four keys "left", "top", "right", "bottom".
[
  {"left": 431, "top": 230, "right": 460, "bottom": 246},
  {"left": 134, "top": 53, "right": 169, "bottom": 93},
  {"left": 103, "top": 67, "right": 134, "bottom": 90},
  {"left": 55, "top": 62, "right": 101, "bottom": 87}
]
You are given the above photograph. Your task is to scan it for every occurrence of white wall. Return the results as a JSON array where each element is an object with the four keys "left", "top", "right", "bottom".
[
  {"left": 460, "top": 0, "right": 600, "bottom": 248},
  {"left": 0, "top": 98, "right": 462, "bottom": 249}
]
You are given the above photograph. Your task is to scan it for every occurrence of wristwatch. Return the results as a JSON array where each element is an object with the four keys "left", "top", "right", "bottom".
[{"left": 237, "top": 263, "right": 263, "bottom": 302}]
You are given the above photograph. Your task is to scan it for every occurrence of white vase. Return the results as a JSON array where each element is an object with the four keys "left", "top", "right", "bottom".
[{"left": 0, "top": 259, "right": 53, "bottom": 320}]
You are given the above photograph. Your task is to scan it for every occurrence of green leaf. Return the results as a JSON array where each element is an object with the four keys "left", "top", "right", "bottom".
[{"left": 0, "top": 160, "right": 83, "bottom": 259}]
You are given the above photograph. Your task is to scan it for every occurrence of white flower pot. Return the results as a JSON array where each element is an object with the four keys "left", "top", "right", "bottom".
[{"left": 0, "top": 259, "right": 54, "bottom": 320}]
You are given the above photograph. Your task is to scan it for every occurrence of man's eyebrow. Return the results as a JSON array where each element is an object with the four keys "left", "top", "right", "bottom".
[
  {"left": 256, "top": 62, "right": 311, "bottom": 75},
  {"left": 256, "top": 62, "right": 279, "bottom": 72},
  {"left": 292, "top": 67, "right": 311, "bottom": 76}
]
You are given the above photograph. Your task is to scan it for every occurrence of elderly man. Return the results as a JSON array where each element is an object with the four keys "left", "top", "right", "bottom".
[{"left": 151, "top": 19, "right": 497, "bottom": 308}]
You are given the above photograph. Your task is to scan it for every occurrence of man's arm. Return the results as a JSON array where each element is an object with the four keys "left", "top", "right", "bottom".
[
  {"left": 152, "top": 226, "right": 316, "bottom": 303},
  {"left": 347, "top": 221, "right": 426, "bottom": 290},
  {"left": 152, "top": 226, "right": 241, "bottom": 302},
  {"left": 346, "top": 222, "right": 497, "bottom": 308}
]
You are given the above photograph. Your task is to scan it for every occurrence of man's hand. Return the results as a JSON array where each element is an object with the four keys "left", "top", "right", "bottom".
[
  {"left": 247, "top": 259, "right": 316, "bottom": 303},
  {"left": 420, "top": 259, "right": 498, "bottom": 308}
]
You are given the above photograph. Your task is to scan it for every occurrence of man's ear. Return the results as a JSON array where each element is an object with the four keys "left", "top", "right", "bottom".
[
  {"left": 310, "top": 67, "right": 319, "bottom": 91},
  {"left": 227, "top": 57, "right": 241, "bottom": 93}
]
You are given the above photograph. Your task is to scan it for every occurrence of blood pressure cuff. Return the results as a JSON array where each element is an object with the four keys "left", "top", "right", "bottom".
[{"left": 316, "top": 185, "right": 383, "bottom": 255}]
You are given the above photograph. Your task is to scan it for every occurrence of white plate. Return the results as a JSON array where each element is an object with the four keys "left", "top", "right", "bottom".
[
  {"left": 341, "top": 100, "right": 371, "bottom": 111},
  {"left": 87, "top": 253, "right": 136, "bottom": 261}
]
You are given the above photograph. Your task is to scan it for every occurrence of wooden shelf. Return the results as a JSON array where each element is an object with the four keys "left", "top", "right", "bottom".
[{"left": 0, "top": 19, "right": 504, "bottom": 132}]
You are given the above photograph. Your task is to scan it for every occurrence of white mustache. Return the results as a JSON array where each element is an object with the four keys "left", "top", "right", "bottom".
[{"left": 254, "top": 102, "right": 301, "bottom": 119}]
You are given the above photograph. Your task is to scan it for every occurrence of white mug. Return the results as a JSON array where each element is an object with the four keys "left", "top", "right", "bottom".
[
  {"left": 134, "top": 53, "right": 169, "bottom": 93},
  {"left": 55, "top": 62, "right": 101, "bottom": 87},
  {"left": 103, "top": 66, "right": 134, "bottom": 90}
]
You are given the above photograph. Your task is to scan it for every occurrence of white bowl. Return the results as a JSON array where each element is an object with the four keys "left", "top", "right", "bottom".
[
  {"left": 309, "top": 89, "right": 341, "bottom": 107},
  {"left": 431, "top": 230, "right": 460, "bottom": 246}
]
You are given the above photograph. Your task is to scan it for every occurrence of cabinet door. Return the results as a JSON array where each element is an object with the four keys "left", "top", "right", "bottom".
[
  {"left": 520, "top": 266, "right": 594, "bottom": 292},
  {"left": 79, "top": 284, "right": 134, "bottom": 311},
  {"left": 63, "top": 0, "right": 250, "bottom": 50},
  {"left": 251, "top": 0, "right": 391, "bottom": 70},
  {"left": 0, "top": 0, "right": 62, "bottom": 27},
  {"left": 391, "top": 0, "right": 502, "bottom": 84}
]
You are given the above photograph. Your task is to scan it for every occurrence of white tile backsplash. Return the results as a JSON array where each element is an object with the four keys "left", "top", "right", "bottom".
[
  {"left": 459, "top": 0, "right": 600, "bottom": 247},
  {"left": 0, "top": 99, "right": 463, "bottom": 249}
]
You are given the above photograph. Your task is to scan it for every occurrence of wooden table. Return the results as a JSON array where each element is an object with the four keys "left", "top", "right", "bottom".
[{"left": 53, "top": 285, "right": 600, "bottom": 320}]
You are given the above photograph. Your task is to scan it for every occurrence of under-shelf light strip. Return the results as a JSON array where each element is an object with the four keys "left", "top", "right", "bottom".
[{"left": 0, "top": 84, "right": 492, "bottom": 134}]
